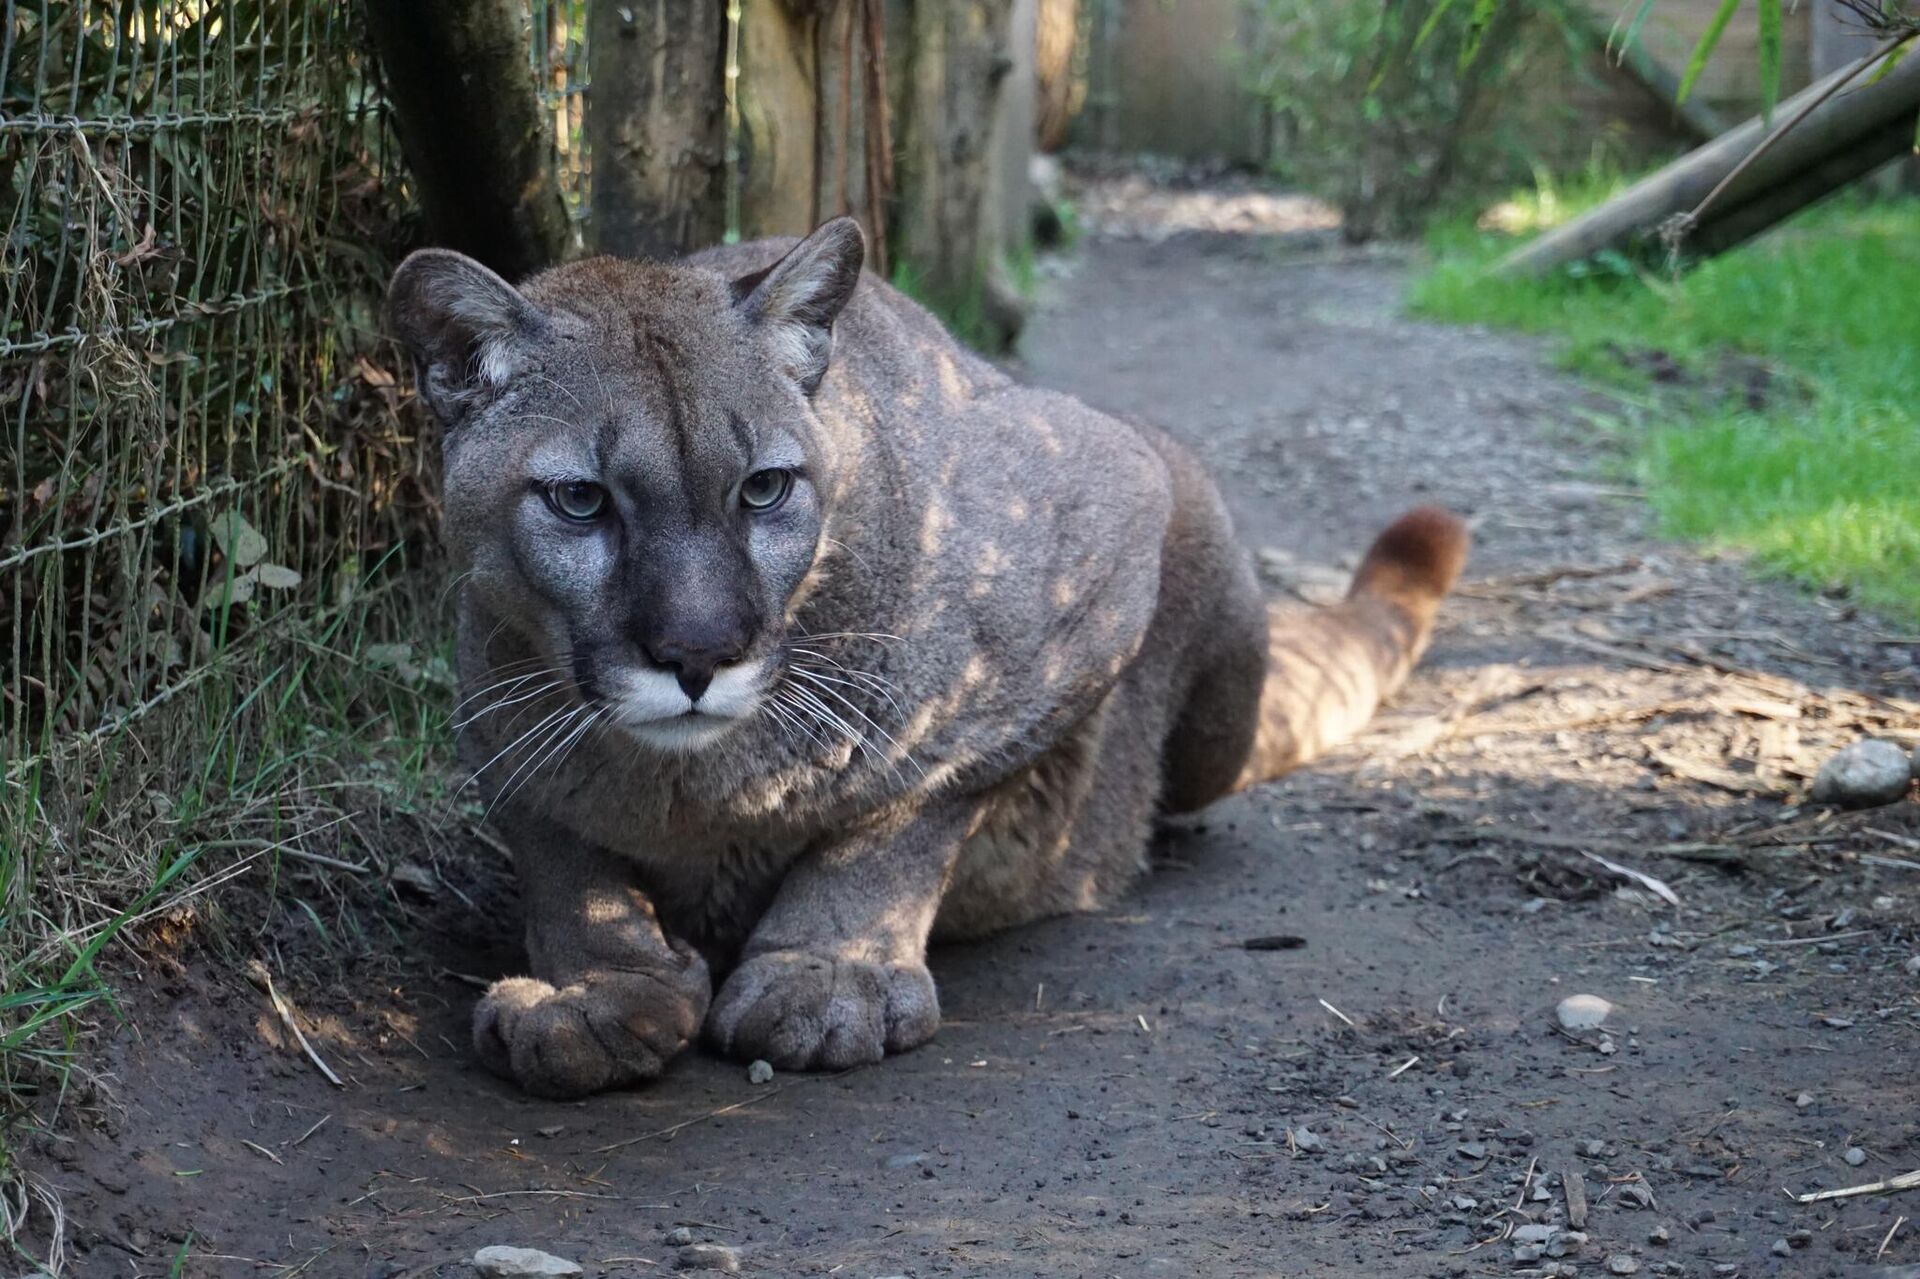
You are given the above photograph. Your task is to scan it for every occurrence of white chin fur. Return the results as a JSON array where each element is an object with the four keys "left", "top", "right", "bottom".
[{"left": 605, "top": 662, "right": 764, "bottom": 753}]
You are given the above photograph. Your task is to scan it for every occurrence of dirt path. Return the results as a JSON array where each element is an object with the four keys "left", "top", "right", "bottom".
[{"left": 29, "top": 193, "right": 1920, "bottom": 1279}]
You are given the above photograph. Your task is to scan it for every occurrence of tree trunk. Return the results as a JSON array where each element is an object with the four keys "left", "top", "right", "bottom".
[
  {"left": 587, "top": 0, "right": 728, "bottom": 259},
  {"left": 367, "top": 0, "right": 571, "bottom": 279},
  {"left": 893, "top": 0, "right": 1024, "bottom": 346},
  {"left": 1033, "top": 0, "right": 1078, "bottom": 151},
  {"left": 1496, "top": 47, "right": 1920, "bottom": 276}
]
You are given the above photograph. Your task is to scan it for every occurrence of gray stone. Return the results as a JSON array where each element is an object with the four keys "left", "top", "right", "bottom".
[
  {"left": 472, "top": 1246, "right": 583, "bottom": 1278},
  {"left": 1290, "top": 1127, "right": 1325, "bottom": 1154},
  {"left": 1455, "top": 1141, "right": 1487, "bottom": 1160},
  {"left": 1772, "top": 1238, "right": 1792, "bottom": 1257},
  {"left": 1608, "top": 1256, "right": 1641, "bottom": 1276},
  {"left": 1556, "top": 994, "right": 1615, "bottom": 1032},
  {"left": 1846, "top": 1146, "right": 1868, "bottom": 1167},
  {"left": 675, "top": 1243, "right": 741, "bottom": 1273},
  {"left": 664, "top": 1227, "right": 696, "bottom": 1247},
  {"left": 747, "top": 1059, "right": 774, "bottom": 1085},
  {"left": 1810, "top": 739, "right": 1913, "bottom": 809}
]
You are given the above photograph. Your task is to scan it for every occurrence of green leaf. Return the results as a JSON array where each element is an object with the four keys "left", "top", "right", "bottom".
[
  {"left": 1757, "top": 0, "right": 1781, "bottom": 123},
  {"left": 215, "top": 569, "right": 258, "bottom": 608},
  {"left": 208, "top": 510, "right": 266, "bottom": 567},
  {"left": 1459, "top": 0, "right": 1502, "bottom": 70},
  {"left": 1868, "top": 38, "right": 1914, "bottom": 85},
  {"left": 1608, "top": 0, "right": 1660, "bottom": 61},
  {"left": 1411, "top": 0, "right": 1463, "bottom": 54},
  {"left": 253, "top": 563, "right": 302, "bottom": 590},
  {"left": 1677, "top": 0, "right": 1743, "bottom": 105}
]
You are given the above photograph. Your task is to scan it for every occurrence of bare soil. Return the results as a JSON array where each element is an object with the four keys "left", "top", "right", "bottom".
[{"left": 22, "top": 183, "right": 1920, "bottom": 1279}]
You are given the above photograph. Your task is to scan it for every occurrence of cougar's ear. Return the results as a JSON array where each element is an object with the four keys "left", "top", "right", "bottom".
[
  {"left": 733, "top": 216, "right": 865, "bottom": 395},
  {"left": 387, "top": 249, "right": 550, "bottom": 425}
]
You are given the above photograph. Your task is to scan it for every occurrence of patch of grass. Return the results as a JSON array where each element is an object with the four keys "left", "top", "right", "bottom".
[
  {"left": 0, "top": 562, "right": 459, "bottom": 1268},
  {"left": 1411, "top": 186, "right": 1920, "bottom": 620}
]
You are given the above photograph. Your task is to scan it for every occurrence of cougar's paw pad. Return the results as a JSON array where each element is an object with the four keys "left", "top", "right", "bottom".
[
  {"left": 471, "top": 958, "right": 710, "bottom": 1099},
  {"left": 706, "top": 950, "right": 939, "bottom": 1071}
]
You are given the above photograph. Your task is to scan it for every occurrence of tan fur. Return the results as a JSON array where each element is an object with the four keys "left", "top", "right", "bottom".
[{"left": 387, "top": 220, "right": 1467, "bottom": 1098}]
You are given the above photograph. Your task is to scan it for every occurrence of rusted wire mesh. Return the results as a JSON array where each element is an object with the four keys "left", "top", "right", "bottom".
[{"left": 0, "top": 0, "right": 418, "bottom": 800}]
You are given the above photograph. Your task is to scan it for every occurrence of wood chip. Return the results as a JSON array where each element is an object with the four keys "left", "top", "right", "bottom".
[{"left": 1565, "top": 1168, "right": 1590, "bottom": 1229}]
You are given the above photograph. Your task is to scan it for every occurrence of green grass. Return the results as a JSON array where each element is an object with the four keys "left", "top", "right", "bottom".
[
  {"left": 1411, "top": 182, "right": 1920, "bottom": 620},
  {"left": 1, "top": 560, "right": 456, "bottom": 1269}
]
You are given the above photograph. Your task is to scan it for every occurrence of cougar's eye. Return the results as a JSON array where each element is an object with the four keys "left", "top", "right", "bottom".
[
  {"left": 546, "top": 480, "right": 607, "bottom": 522},
  {"left": 739, "top": 468, "right": 793, "bottom": 512}
]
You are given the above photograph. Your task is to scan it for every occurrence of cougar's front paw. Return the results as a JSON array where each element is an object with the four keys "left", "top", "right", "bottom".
[
  {"left": 472, "top": 953, "right": 711, "bottom": 1098},
  {"left": 706, "top": 950, "right": 939, "bottom": 1070}
]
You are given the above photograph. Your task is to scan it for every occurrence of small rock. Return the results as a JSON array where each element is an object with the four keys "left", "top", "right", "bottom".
[
  {"left": 1582, "top": 1139, "right": 1607, "bottom": 1157},
  {"left": 885, "top": 1151, "right": 928, "bottom": 1169},
  {"left": 1809, "top": 739, "right": 1913, "bottom": 809},
  {"left": 1608, "top": 1256, "right": 1641, "bottom": 1276},
  {"left": 1513, "top": 1225, "right": 1556, "bottom": 1245},
  {"left": 1788, "top": 1229, "right": 1812, "bottom": 1248},
  {"left": 664, "top": 1227, "right": 696, "bottom": 1247},
  {"left": 1795, "top": 1091, "right": 1815, "bottom": 1109},
  {"left": 747, "top": 1059, "right": 774, "bottom": 1085},
  {"left": 1846, "top": 1146, "right": 1867, "bottom": 1167},
  {"left": 1556, "top": 994, "right": 1615, "bottom": 1032},
  {"left": 1451, "top": 1195, "right": 1479, "bottom": 1211},
  {"left": 675, "top": 1243, "right": 741, "bottom": 1273},
  {"left": 472, "top": 1247, "right": 583, "bottom": 1278},
  {"left": 1513, "top": 1244, "right": 1547, "bottom": 1264},
  {"left": 1455, "top": 1141, "right": 1487, "bottom": 1160},
  {"left": 1291, "top": 1127, "right": 1325, "bottom": 1154},
  {"left": 1649, "top": 1225, "right": 1671, "bottom": 1246},
  {"left": 1772, "top": 1238, "right": 1792, "bottom": 1258},
  {"left": 1905, "top": 955, "right": 1920, "bottom": 976},
  {"left": 534, "top": 1125, "right": 565, "bottom": 1139}
]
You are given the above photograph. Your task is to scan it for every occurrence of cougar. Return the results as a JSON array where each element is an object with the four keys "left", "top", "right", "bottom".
[{"left": 387, "top": 218, "right": 1467, "bottom": 1099}]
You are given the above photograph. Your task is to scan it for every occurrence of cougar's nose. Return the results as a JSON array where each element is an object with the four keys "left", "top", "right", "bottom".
[{"left": 643, "top": 629, "right": 747, "bottom": 702}]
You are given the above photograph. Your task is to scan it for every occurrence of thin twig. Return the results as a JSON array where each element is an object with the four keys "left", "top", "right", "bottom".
[
  {"left": 255, "top": 968, "right": 345, "bottom": 1088},
  {"left": 1790, "top": 1168, "right": 1920, "bottom": 1203}
]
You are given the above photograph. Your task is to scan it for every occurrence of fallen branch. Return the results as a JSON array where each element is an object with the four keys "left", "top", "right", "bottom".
[{"left": 1790, "top": 1168, "right": 1920, "bottom": 1204}]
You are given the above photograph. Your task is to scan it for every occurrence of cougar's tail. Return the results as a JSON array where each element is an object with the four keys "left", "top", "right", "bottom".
[{"left": 1231, "top": 506, "right": 1469, "bottom": 790}]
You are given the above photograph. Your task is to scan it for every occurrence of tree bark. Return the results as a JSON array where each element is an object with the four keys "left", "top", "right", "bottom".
[
  {"left": 587, "top": 0, "right": 728, "bottom": 259},
  {"left": 893, "top": 0, "right": 1024, "bottom": 346},
  {"left": 367, "top": 0, "right": 571, "bottom": 279}
]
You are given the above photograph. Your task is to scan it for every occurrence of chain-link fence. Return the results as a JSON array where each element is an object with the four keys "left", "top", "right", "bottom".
[{"left": 1, "top": 0, "right": 418, "bottom": 796}]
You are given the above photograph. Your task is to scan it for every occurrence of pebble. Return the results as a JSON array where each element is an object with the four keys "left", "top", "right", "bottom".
[
  {"left": 675, "top": 1243, "right": 742, "bottom": 1273},
  {"left": 747, "top": 1059, "right": 774, "bottom": 1085},
  {"left": 1795, "top": 1091, "right": 1815, "bottom": 1109},
  {"left": 1608, "top": 1256, "right": 1640, "bottom": 1275},
  {"left": 1772, "top": 1238, "right": 1792, "bottom": 1257},
  {"left": 1556, "top": 994, "right": 1614, "bottom": 1032},
  {"left": 1456, "top": 1141, "right": 1487, "bottom": 1160},
  {"left": 472, "top": 1247, "right": 583, "bottom": 1278},
  {"left": 1846, "top": 1146, "right": 1867, "bottom": 1167},
  {"left": 1809, "top": 739, "right": 1913, "bottom": 809},
  {"left": 664, "top": 1227, "right": 696, "bottom": 1247},
  {"left": 1649, "top": 1225, "right": 1671, "bottom": 1246},
  {"left": 1905, "top": 956, "right": 1920, "bottom": 976},
  {"left": 1291, "top": 1127, "right": 1325, "bottom": 1154}
]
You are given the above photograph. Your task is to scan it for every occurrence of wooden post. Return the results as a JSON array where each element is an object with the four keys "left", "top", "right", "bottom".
[{"left": 586, "top": 0, "right": 728, "bottom": 259}]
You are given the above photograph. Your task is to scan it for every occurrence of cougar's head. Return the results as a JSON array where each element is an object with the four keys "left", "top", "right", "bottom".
[{"left": 388, "top": 219, "right": 865, "bottom": 752}]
